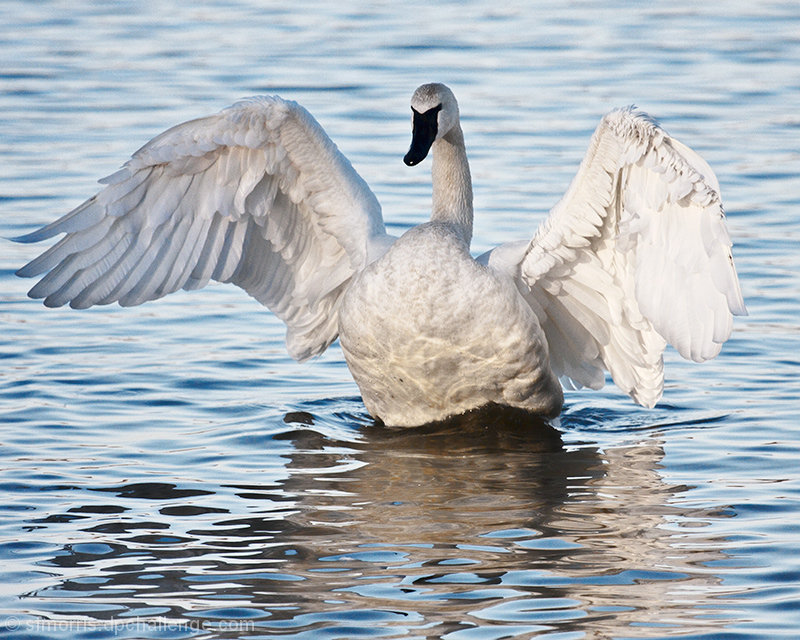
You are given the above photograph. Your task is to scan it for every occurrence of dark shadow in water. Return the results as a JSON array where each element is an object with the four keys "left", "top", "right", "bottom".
[
  {"left": 23, "top": 405, "right": 735, "bottom": 639},
  {"left": 359, "top": 402, "right": 564, "bottom": 452}
]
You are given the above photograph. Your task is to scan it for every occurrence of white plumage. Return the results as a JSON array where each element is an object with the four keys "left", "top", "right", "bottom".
[{"left": 16, "top": 83, "right": 746, "bottom": 426}]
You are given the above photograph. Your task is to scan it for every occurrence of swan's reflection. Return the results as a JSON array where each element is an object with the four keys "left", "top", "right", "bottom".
[
  {"left": 252, "top": 407, "right": 729, "bottom": 636},
  {"left": 41, "top": 407, "right": 733, "bottom": 638}
]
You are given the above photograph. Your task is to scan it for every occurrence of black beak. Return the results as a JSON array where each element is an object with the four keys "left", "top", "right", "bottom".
[{"left": 403, "top": 104, "right": 442, "bottom": 166}]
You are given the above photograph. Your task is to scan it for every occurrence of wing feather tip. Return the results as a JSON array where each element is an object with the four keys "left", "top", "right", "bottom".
[
  {"left": 11, "top": 228, "right": 55, "bottom": 245},
  {"left": 730, "top": 293, "right": 748, "bottom": 317},
  {"left": 15, "top": 264, "right": 36, "bottom": 279}
]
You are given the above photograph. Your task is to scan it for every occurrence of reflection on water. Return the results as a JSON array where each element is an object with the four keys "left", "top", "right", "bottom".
[{"left": 11, "top": 409, "right": 737, "bottom": 638}]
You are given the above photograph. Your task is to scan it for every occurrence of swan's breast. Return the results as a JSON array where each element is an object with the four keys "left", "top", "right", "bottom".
[{"left": 338, "top": 223, "right": 562, "bottom": 426}]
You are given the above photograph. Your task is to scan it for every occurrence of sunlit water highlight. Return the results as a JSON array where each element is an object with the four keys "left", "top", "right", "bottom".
[{"left": 2, "top": 1, "right": 800, "bottom": 638}]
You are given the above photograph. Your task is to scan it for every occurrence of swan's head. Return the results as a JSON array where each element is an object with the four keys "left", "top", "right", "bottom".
[{"left": 404, "top": 83, "right": 460, "bottom": 166}]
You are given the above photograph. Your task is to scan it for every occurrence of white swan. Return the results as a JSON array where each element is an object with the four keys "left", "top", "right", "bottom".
[{"left": 16, "top": 83, "right": 746, "bottom": 427}]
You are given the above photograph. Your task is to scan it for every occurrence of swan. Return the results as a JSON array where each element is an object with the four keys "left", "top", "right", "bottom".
[{"left": 15, "top": 83, "right": 746, "bottom": 427}]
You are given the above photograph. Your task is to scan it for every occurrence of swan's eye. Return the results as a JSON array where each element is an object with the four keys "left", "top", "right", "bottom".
[{"left": 411, "top": 104, "right": 443, "bottom": 119}]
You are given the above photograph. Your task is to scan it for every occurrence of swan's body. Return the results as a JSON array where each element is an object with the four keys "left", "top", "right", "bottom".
[
  {"left": 340, "top": 222, "right": 563, "bottom": 425},
  {"left": 16, "top": 83, "right": 745, "bottom": 427}
]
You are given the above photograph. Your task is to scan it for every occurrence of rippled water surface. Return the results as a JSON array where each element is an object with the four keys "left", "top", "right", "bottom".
[{"left": 2, "top": 2, "right": 800, "bottom": 638}]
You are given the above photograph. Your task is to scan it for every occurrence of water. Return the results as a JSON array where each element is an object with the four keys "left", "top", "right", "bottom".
[{"left": 2, "top": 1, "right": 799, "bottom": 638}]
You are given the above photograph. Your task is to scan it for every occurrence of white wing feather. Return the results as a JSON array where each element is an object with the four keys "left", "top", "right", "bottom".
[
  {"left": 16, "top": 97, "right": 389, "bottom": 361},
  {"left": 485, "top": 108, "right": 745, "bottom": 407}
]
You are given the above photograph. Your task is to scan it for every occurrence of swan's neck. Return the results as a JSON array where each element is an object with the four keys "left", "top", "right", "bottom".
[{"left": 431, "top": 125, "right": 473, "bottom": 247}]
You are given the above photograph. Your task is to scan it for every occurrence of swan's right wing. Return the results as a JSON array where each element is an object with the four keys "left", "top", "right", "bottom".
[
  {"left": 16, "top": 97, "right": 390, "bottom": 361},
  {"left": 484, "top": 108, "right": 745, "bottom": 407}
]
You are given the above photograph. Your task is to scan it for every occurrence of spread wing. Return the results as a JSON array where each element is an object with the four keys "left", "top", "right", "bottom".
[
  {"left": 16, "top": 96, "right": 391, "bottom": 361},
  {"left": 483, "top": 108, "right": 746, "bottom": 407}
]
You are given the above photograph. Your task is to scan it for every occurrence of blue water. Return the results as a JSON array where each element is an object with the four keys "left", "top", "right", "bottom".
[{"left": 2, "top": 1, "right": 800, "bottom": 638}]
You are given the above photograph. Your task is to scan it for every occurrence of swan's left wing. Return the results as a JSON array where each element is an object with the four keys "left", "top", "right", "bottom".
[{"left": 483, "top": 108, "right": 746, "bottom": 407}]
